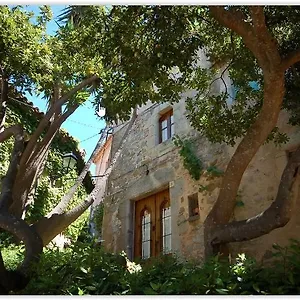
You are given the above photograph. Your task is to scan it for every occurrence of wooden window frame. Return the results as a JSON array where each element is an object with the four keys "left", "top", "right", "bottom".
[{"left": 159, "top": 109, "right": 174, "bottom": 143}]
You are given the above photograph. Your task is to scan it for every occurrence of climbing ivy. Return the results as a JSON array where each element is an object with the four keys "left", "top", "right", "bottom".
[
  {"left": 173, "top": 135, "right": 225, "bottom": 183},
  {"left": 173, "top": 135, "right": 203, "bottom": 180},
  {"left": 92, "top": 202, "right": 104, "bottom": 237},
  {"left": 206, "top": 165, "right": 224, "bottom": 178}
]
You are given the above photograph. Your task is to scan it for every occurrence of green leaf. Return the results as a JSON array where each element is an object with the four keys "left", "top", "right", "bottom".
[
  {"left": 252, "top": 283, "right": 260, "bottom": 293},
  {"left": 236, "top": 200, "right": 245, "bottom": 207},
  {"left": 215, "top": 288, "right": 228, "bottom": 295},
  {"left": 78, "top": 287, "right": 85, "bottom": 295},
  {"left": 80, "top": 267, "right": 88, "bottom": 273},
  {"left": 150, "top": 282, "right": 161, "bottom": 291}
]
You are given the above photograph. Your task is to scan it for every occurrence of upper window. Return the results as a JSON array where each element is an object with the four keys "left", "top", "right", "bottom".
[{"left": 159, "top": 110, "right": 174, "bottom": 143}]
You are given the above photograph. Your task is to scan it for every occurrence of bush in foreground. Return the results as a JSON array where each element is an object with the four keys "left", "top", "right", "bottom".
[{"left": 3, "top": 239, "right": 300, "bottom": 295}]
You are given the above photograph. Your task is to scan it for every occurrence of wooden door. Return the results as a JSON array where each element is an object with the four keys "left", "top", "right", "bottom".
[{"left": 134, "top": 190, "right": 170, "bottom": 259}]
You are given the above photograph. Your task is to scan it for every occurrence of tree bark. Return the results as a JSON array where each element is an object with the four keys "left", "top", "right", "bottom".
[
  {"left": 20, "top": 74, "right": 98, "bottom": 167},
  {"left": 204, "top": 7, "right": 286, "bottom": 258},
  {"left": 0, "top": 213, "right": 43, "bottom": 293},
  {"left": 0, "top": 125, "right": 24, "bottom": 210},
  {"left": 0, "top": 126, "right": 42, "bottom": 293},
  {"left": 49, "top": 126, "right": 108, "bottom": 216},
  {"left": 9, "top": 76, "right": 97, "bottom": 218},
  {"left": 32, "top": 197, "right": 94, "bottom": 246},
  {"left": 210, "top": 146, "right": 300, "bottom": 247},
  {"left": 0, "top": 73, "right": 8, "bottom": 133},
  {"left": 32, "top": 107, "right": 138, "bottom": 246}
]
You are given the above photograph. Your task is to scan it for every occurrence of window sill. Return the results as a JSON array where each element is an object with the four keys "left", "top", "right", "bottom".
[
  {"left": 156, "top": 138, "right": 175, "bottom": 154},
  {"left": 188, "top": 215, "right": 200, "bottom": 222}
]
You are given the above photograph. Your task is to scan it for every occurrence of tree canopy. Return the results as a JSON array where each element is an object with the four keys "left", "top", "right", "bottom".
[
  {"left": 59, "top": 5, "right": 300, "bottom": 257},
  {"left": 2, "top": 4, "right": 300, "bottom": 293}
]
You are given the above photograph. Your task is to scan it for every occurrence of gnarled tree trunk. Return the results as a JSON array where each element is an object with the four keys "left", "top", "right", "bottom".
[
  {"left": 0, "top": 75, "right": 98, "bottom": 292},
  {"left": 204, "top": 6, "right": 300, "bottom": 258},
  {"left": 0, "top": 125, "right": 43, "bottom": 294}
]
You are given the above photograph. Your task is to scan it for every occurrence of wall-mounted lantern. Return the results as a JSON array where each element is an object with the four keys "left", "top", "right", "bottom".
[{"left": 62, "top": 153, "right": 78, "bottom": 173}]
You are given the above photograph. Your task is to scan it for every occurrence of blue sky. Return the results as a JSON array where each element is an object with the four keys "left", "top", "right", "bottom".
[{"left": 24, "top": 5, "right": 106, "bottom": 174}]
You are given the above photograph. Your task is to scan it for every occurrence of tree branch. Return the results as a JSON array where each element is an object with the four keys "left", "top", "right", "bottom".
[
  {"left": 32, "top": 107, "right": 138, "bottom": 245},
  {"left": 9, "top": 104, "right": 81, "bottom": 218},
  {"left": 209, "top": 6, "right": 281, "bottom": 69},
  {"left": 209, "top": 7, "right": 257, "bottom": 50},
  {"left": 49, "top": 126, "right": 107, "bottom": 215},
  {"left": 28, "top": 104, "right": 79, "bottom": 165},
  {"left": 20, "top": 74, "right": 98, "bottom": 166},
  {"left": 32, "top": 197, "right": 94, "bottom": 246},
  {"left": 281, "top": 48, "right": 300, "bottom": 71},
  {"left": 210, "top": 146, "right": 300, "bottom": 246},
  {"left": 249, "top": 6, "right": 268, "bottom": 37},
  {"left": 0, "top": 213, "right": 43, "bottom": 274},
  {"left": 0, "top": 125, "right": 24, "bottom": 211},
  {"left": 248, "top": 6, "right": 281, "bottom": 67}
]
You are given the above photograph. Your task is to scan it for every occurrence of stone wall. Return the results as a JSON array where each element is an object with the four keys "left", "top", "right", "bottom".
[{"left": 101, "top": 97, "right": 300, "bottom": 261}]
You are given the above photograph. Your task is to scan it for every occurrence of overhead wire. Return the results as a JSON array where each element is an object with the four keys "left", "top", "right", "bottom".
[
  {"left": 8, "top": 95, "right": 104, "bottom": 144},
  {"left": 80, "top": 133, "right": 101, "bottom": 143}
]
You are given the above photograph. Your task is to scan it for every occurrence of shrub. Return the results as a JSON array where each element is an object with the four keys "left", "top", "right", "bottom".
[
  {"left": 22, "top": 241, "right": 129, "bottom": 295},
  {"left": 5, "top": 239, "right": 300, "bottom": 295}
]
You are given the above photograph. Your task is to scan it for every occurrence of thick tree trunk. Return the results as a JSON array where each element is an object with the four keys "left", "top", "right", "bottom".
[
  {"left": 204, "top": 71, "right": 285, "bottom": 258},
  {"left": 210, "top": 146, "right": 300, "bottom": 248},
  {"left": 0, "top": 126, "right": 43, "bottom": 293},
  {"left": 0, "top": 213, "right": 43, "bottom": 293},
  {"left": 204, "top": 6, "right": 288, "bottom": 258},
  {"left": 0, "top": 74, "right": 8, "bottom": 133}
]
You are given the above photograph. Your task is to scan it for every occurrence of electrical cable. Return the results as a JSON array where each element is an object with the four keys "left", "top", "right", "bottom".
[
  {"left": 9, "top": 94, "right": 106, "bottom": 145},
  {"left": 9, "top": 95, "right": 103, "bottom": 130},
  {"left": 8, "top": 96, "right": 42, "bottom": 109},
  {"left": 80, "top": 133, "right": 101, "bottom": 143},
  {"left": 65, "top": 118, "right": 103, "bottom": 129}
]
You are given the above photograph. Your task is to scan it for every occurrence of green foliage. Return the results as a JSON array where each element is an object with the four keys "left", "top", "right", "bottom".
[
  {"left": 92, "top": 203, "right": 104, "bottom": 236},
  {"left": 58, "top": 6, "right": 300, "bottom": 144},
  {"left": 0, "top": 5, "right": 52, "bottom": 91},
  {"left": 128, "top": 240, "right": 300, "bottom": 295},
  {"left": 1, "top": 243, "right": 25, "bottom": 271},
  {"left": 1, "top": 239, "right": 300, "bottom": 295},
  {"left": 58, "top": 6, "right": 203, "bottom": 122},
  {"left": 22, "top": 242, "right": 129, "bottom": 295},
  {"left": 173, "top": 135, "right": 203, "bottom": 180},
  {"left": 206, "top": 165, "right": 224, "bottom": 177},
  {"left": 173, "top": 135, "right": 224, "bottom": 182}
]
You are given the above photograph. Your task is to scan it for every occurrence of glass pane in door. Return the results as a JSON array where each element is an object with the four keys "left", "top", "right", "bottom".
[
  {"left": 141, "top": 209, "right": 151, "bottom": 259},
  {"left": 162, "top": 206, "right": 171, "bottom": 254}
]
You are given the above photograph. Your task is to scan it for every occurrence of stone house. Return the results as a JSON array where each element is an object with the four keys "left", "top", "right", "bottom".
[{"left": 93, "top": 76, "right": 300, "bottom": 263}]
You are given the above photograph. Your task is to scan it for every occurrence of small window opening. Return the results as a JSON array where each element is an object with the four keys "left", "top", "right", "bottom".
[{"left": 188, "top": 193, "right": 199, "bottom": 221}]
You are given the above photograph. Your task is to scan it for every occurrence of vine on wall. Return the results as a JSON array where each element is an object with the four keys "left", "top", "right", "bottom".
[
  {"left": 173, "top": 135, "right": 203, "bottom": 180},
  {"left": 173, "top": 135, "right": 224, "bottom": 182}
]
